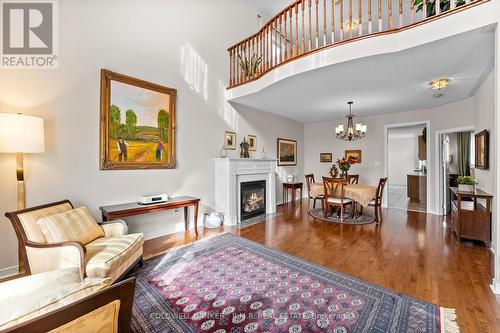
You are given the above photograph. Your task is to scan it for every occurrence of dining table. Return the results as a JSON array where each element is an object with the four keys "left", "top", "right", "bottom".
[{"left": 310, "top": 182, "right": 377, "bottom": 207}]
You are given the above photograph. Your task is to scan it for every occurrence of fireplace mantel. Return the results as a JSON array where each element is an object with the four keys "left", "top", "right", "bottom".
[{"left": 214, "top": 158, "right": 277, "bottom": 226}]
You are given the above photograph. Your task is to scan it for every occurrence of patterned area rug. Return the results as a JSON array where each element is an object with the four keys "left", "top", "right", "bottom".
[
  {"left": 129, "top": 233, "right": 458, "bottom": 332},
  {"left": 309, "top": 208, "right": 375, "bottom": 225}
]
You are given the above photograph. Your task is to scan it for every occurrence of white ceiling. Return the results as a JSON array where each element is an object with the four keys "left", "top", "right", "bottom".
[
  {"left": 248, "top": 0, "right": 293, "bottom": 19},
  {"left": 230, "top": 26, "right": 495, "bottom": 123}
]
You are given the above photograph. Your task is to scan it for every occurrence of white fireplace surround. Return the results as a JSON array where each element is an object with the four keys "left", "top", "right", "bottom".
[{"left": 214, "top": 158, "right": 277, "bottom": 226}]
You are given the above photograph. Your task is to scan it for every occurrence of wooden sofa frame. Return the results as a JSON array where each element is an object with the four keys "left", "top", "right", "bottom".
[
  {"left": 3, "top": 277, "right": 136, "bottom": 333},
  {"left": 5, "top": 200, "right": 143, "bottom": 279}
]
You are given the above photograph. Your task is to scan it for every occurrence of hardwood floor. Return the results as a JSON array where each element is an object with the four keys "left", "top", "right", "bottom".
[{"left": 144, "top": 201, "right": 500, "bottom": 332}]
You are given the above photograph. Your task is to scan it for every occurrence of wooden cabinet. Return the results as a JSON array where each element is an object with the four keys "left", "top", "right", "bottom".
[
  {"left": 418, "top": 135, "right": 426, "bottom": 160},
  {"left": 450, "top": 187, "right": 492, "bottom": 246},
  {"left": 407, "top": 175, "right": 426, "bottom": 202}
]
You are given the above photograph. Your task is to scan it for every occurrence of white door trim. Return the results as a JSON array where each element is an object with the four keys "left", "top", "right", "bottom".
[
  {"left": 434, "top": 125, "right": 475, "bottom": 216},
  {"left": 384, "top": 121, "right": 431, "bottom": 212}
]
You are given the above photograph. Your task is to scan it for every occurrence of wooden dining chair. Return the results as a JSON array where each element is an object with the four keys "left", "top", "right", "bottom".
[
  {"left": 363, "top": 177, "right": 388, "bottom": 224},
  {"left": 322, "top": 177, "right": 354, "bottom": 223},
  {"left": 347, "top": 174, "right": 359, "bottom": 184},
  {"left": 305, "top": 174, "right": 324, "bottom": 209}
]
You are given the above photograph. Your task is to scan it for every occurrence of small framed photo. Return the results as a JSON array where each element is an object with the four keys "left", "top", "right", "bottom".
[
  {"left": 224, "top": 131, "right": 236, "bottom": 150},
  {"left": 247, "top": 135, "right": 257, "bottom": 151},
  {"left": 345, "top": 149, "right": 362, "bottom": 163},
  {"left": 319, "top": 153, "right": 332, "bottom": 163},
  {"left": 475, "top": 130, "right": 489, "bottom": 170},
  {"left": 277, "top": 138, "right": 297, "bottom": 166}
]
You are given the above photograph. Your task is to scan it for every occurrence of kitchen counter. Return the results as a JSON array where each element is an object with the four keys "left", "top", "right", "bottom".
[{"left": 407, "top": 174, "right": 427, "bottom": 202}]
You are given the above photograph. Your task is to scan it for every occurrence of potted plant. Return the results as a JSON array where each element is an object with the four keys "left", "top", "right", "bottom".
[
  {"left": 336, "top": 158, "right": 354, "bottom": 178},
  {"left": 414, "top": 0, "right": 465, "bottom": 17},
  {"left": 237, "top": 49, "right": 262, "bottom": 79},
  {"left": 457, "top": 176, "right": 477, "bottom": 192}
]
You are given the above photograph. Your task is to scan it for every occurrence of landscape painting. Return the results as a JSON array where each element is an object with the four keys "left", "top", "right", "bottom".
[
  {"left": 100, "top": 69, "right": 176, "bottom": 170},
  {"left": 277, "top": 138, "right": 297, "bottom": 166},
  {"left": 345, "top": 149, "right": 362, "bottom": 163}
]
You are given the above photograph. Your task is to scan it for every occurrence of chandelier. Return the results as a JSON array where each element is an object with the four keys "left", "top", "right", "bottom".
[{"left": 335, "top": 101, "right": 367, "bottom": 141}]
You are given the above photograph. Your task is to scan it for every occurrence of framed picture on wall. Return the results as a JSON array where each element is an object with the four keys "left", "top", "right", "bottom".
[
  {"left": 277, "top": 138, "right": 297, "bottom": 166},
  {"left": 475, "top": 130, "right": 489, "bottom": 170},
  {"left": 345, "top": 149, "right": 362, "bottom": 163},
  {"left": 319, "top": 153, "right": 332, "bottom": 163},
  {"left": 100, "top": 69, "right": 177, "bottom": 170},
  {"left": 224, "top": 131, "right": 237, "bottom": 150},
  {"left": 247, "top": 135, "right": 257, "bottom": 151}
]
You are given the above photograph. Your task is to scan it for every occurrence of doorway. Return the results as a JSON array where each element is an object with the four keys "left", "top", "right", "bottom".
[
  {"left": 436, "top": 127, "right": 475, "bottom": 215},
  {"left": 386, "top": 123, "right": 429, "bottom": 213}
]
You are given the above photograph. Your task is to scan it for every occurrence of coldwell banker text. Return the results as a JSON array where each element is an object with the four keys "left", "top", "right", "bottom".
[{"left": 1, "top": 0, "right": 58, "bottom": 69}]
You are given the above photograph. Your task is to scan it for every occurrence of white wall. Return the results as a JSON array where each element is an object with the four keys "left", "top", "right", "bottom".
[
  {"left": 474, "top": 71, "right": 496, "bottom": 253},
  {"left": 304, "top": 98, "right": 476, "bottom": 214},
  {"left": 387, "top": 135, "right": 417, "bottom": 186},
  {"left": 0, "top": 0, "right": 304, "bottom": 275}
]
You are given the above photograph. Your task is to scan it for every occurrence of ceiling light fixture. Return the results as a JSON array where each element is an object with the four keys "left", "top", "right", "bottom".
[
  {"left": 335, "top": 101, "right": 367, "bottom": 141},
  {"left": 430, "top": 78, "right": 449, "bottom": 90}
]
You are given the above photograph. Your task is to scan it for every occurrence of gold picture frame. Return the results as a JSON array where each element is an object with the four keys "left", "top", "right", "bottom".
[
  {"left": 320, "top": 153, "right": 332, "bottom": 163},
  {"left": 100, "top": 69, "right": 176, "bottom": 170},
  {"left": 224, "top": 131, "right": 236, "bottom": 150},
  {"left": 475, "top": 130, "right": 489, "bottom": 170},
  {"left": 247, "top": 135, "right": 257, "bottom": 151},
  {"left": 277, "top": 138, "right": 297, "bottom": 166},
  {"left": 345, "top": 149, "right": 362, "bottom": 163}
]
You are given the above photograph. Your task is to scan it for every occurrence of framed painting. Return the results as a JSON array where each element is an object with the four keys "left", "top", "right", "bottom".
[
  {"left": 277, "top": 138, "right": 297, "bottom": 166},
  {"left": 345, "top": 149, "right": 362, "bottom": 163},
  {"left": 100, "top": 69, "right": 176, "bottom": 170},
  {"left": 224, "top": 131, "right": 236, "bottom": 150},
  {"left": 320, "top": 153, "right": 332, "bottom": 163},
  {"left": 475, "top": 130, "right": 489, "bottom": 170},
  {"left": 247, "top": 135, "right": 257, "bottom": 151}
]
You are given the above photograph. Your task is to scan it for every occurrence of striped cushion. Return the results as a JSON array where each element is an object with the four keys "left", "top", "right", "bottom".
[
  {"left": 36, "top": 207, "right": 104, "bottom": 245},
  {"left": 18, "top": 203, "right": 73, "bottom": 243},
  {"left": 86, "top": 233, "right": 144, "bottom": 279}
]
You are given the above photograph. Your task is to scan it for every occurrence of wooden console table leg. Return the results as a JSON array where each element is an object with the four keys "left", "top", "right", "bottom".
[
  {"left": 194, "top": 202, "right": 199, "bottom": 236},
  {"left": 184, "top": 206, "right": 189, "bottom": 231}
]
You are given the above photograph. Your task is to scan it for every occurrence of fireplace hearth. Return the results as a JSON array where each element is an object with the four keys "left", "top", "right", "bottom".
[{"left": 241, "top": 180, "right": 266, "bottom": 221}]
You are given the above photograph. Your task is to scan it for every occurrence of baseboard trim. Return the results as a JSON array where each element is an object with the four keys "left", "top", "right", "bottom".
[
  {"left": 0, "top": 265, "right": 19, "bottom": 278},
  {"left": 490, "top": 279, "right": 500, "bottom": 295}
]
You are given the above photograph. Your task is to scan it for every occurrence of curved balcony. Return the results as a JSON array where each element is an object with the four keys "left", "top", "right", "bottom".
[{"left": 227, "top": 0, "right": 489, "bottom": 89}]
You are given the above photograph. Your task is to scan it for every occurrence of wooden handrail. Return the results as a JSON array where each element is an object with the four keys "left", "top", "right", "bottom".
[{"left": 228, "top": 0, "right": 489, "bottom": 88}]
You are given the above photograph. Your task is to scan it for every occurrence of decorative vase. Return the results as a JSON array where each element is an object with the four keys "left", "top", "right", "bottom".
[
  {"left": 220, "top": 147, "right": 227, "bottom": 158},
  {"left": 329, "top": 165, "right": 338, "bottom": 178},
  {"left": 458, "top": 184, "right": 475, "bottom": 192},
  {"left": 341, "top": 170, "right": 348, "bottom": 179},
  {"left": 261, "top": 148, "right": 266, "bottom": 159}
]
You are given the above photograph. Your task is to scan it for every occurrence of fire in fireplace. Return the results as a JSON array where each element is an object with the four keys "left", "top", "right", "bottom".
[{"left": 240, "top": 180, "right": 266, "bottom": 221}]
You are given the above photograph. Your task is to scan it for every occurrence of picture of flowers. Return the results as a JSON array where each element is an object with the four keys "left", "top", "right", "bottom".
[{"left": 100, "top": 69, "right": 176, "bottom": 170}]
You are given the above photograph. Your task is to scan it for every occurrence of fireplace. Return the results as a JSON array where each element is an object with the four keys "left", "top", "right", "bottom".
[{"left": 240, "top": 180, "right": 266, "bottom": 221}]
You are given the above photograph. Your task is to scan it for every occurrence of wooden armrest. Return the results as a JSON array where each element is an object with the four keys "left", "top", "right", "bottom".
[
  {"left": 3, "top": 277, "right": 136, "bottom": 333},
  {"left": 24, "top": 241, "right": 87, "bottom": 278}
]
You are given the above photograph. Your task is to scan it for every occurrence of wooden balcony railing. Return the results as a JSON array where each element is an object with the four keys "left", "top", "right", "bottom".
[{"left": 228, "top": 0, "right": 488, "bottom": 88}]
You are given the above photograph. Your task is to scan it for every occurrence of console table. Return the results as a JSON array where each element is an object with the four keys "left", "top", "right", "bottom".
[
  {"left": 100, "top": 196, "right": 201, "bottom": 236},
  {"left": 449, "top": 187, "right": 492, "bottom": 246},
  {"left": 283, "top": 182, "right": 303, "bottom": 205}
]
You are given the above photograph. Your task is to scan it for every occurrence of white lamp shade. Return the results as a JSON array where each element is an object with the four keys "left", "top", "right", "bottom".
[
  {"left": 0, "top": 113, "right": 45, "bottom": 153},
  {"left": 355, "top": 123, "right": 362, "bottom": 131}
]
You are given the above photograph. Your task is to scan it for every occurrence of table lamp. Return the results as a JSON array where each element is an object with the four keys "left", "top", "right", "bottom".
[{"left": 0, "top": 113, "right": 45, "bottom": 273}]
